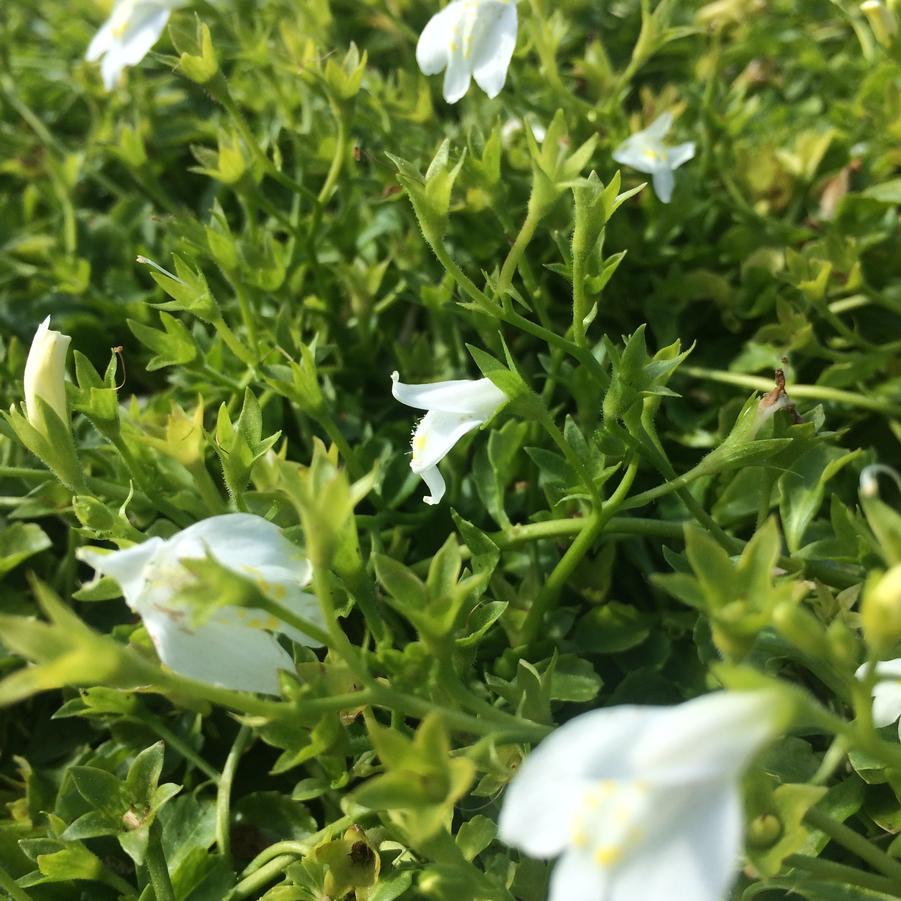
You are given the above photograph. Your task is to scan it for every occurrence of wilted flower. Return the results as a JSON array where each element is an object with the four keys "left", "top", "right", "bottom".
[
  {"left": 612, "top": 112, "right": 695, "bottom": 204},
  {"left": 499, "top": 691, "right": 787, "bottom": 901},
  {"left": 24, "top": 316, "right": 71, "bottom": 436},
  {"left": 79, "top": 513, "right": 325, "bottom": 694},
  {"left": 86, "top": 0, "right": 181, "bottom": 91},
  {"left": 857, "top": 659, "right": 901, "bottom": 738},
  {"left": 416, "top": 0, "right": 518, "bottom": 104},
  {"left": 391, "top": 371, "right": 507, "bottom": 505}
]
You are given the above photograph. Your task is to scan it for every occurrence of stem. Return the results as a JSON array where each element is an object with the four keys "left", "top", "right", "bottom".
[
  {"left": 212, "top": 316, "right": 256, "bottom": 368},
  {"left": 145, "top": 820, "right": 176, "bottom": 901},
  {"left": 784, "top": 855, "right": 901, "bottom": 895},
  {"left": 100, "top": 870, "right": 138, "bottom": 896},
  {"left": 571, "top": 246, "right": 589, "bottom": 348},
  {"left": 439, "top": 660, "right": 547, "bottom": 730},
  {"left": 136, "top": 713, "right": 220, "bottom": 782},
  {"left": 228, "top": 853, "right": 297, "bottom": 900},
  {"left": 0, "top": 865, "right": 32, "bottom": 901},
  {"left": 804, "top": 806, "right": 901, "bottom": 882},
  {"left": 251, "top": 595, "right": 335, "bottom": 650},
  {"left": 232, "top": 281, "right": 259, "bottom": 363},
  {"left": 520, "top": 460, "right": 638, "bottom": 643},
  {"left": 187, "top": 460, "right": 227, "bottom": 515},
  {"left": 154, "top": 671, "right": 290, "bottom": 719},
  {"left": 496, "top": 515, "right": 685, "bottom": 547},
  {"left": 0, "top": 466, "right": 51, "bottom": 482},
  {"left": 217, "top": 725, "right": 252, "bottom": 863},
  {"left": 313, "top": 410, "right": 362, "bottom": 481},
  {"left": 241, "top": 814, "right": 358, "bottom": 877},
  {"left": 317, "top": 102, "right": 348, "bottom": 206},
  {"left": 430, "top": 240, "right": 608, "bottom": 384},
  {"left": 497, "top": 201, "right": 542, "bottom": 295},
  {"left": 682, "top": 366, "right": 901, "bottom": 418}
]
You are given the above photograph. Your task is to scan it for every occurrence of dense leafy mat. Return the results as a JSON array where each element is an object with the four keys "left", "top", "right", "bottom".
[{"left": 1, "top": 0, "right": 901, "bottom": 899}]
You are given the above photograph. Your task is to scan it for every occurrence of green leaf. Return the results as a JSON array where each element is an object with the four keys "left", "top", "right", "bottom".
[
  {"left": 0, "top": 522, "right": 51, "bottom": 577},
  {"left": 128, "top": 313, "right": 197, "bottom": 371}
]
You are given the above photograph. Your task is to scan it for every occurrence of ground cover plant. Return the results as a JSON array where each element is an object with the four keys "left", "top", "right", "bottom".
[{"left": 1, "top": 0, "right": 901, "bottom": 898}]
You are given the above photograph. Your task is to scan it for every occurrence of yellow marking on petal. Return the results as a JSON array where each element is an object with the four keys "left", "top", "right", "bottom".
[
  {"left": 585, "top": 780, "right": 615, "bottom": 807},
  {"left": 593, "top": 845, "right": 623, "bottom": 867},
  {"left": 112, "top": 17, "right": 130, "bottom": 38},
  {"left": 571, "top": 830, "right": 589, "bottom": 848},
  {"left": 643, "top": 148, "right": 660, "bottom": 162}
]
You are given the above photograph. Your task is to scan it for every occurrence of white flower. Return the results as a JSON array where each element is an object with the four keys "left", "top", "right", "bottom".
[
  {"left": 391, "top": 371, "right": 507, "bottom": 505},
  {"left": 856, "top": 659, "right": 901, "bottom": 738},
  {"left": 416, "top": 0, "right": 518, "bottom": 104},
  {"left": 79, "top": 513, "right": 325, "bottom": 695},
  {"left": 612, "top": 112, "right": 695, "bottom": 204},
  {"left": 24, "top": 316, "right": 71, "bottom": 434},
  {"left": 86, "top": 0, "right": 181, "bottom": 91},
  {"left": 499, "top": 691, "right": 786, "bottom": 901}
]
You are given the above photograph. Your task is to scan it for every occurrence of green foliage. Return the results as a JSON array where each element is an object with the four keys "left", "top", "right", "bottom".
[{"left": 1, "top": 0, "right": 900, "bottom": 898}]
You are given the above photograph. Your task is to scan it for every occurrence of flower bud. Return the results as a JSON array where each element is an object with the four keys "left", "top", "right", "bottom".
[
  {"left": 177, "top": 21, "right": 218, "bottom": 85},
  {"left": 24, "top": 316, "right": 71, "bottom": 436},
  {"left": 862, "top": 565, "right": 901, "bottom": 656}
]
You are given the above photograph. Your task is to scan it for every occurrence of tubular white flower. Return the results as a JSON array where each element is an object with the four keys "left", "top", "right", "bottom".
[
  {"left": 612, "top": 112, "right": 695, "bottom": 204},
  {"left": 24, "top": 316, "right": 71, "bottom": 433},
  {"left": 499, "top": 691, "right": 786, "bottom": 901},
  {"left": 78, "top": 513, "right": 324, "bottom": 695},
  {"left": 416, "top": 0, "right": 518, "bottom": 104},
  {"left": 857, "top": 659, "right": 901, "bottom": 736},
  {"left": 86, "top": 0, "right": 180, "bottom": 91},
  {"left": 391, "top": 371, "right": 507, "bottom": 505}
]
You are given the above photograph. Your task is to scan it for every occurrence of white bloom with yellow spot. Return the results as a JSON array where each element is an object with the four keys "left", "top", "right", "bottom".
[
  {"left": 24, "top": 316, "right": 71, "bottom": 435},
  {"left": 79, "top": 514, "right": 324, "bottom": 695},
  {"left": 391, "top": 371, "right": 508, "bottom": 505},
  {"left": 86, "top": 0, "right": 182, "bottom": 91},
  {"left": 499, "top": 691, "right": 786, "bottom": 901},
  {"left": 856, "top": 659, "right": 901, "bottom": 739},
  {"left": 416, "top": 0, "right": 518, "bottom": 104},
  {"left": 612, "top": 112, "right": 695, "bottom": 204}
]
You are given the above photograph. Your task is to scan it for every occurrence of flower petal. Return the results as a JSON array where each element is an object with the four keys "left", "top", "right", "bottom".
[
  {"left": 442, "top": 46, "right": 473, "bottom": 103},
  {"left": 416, "top": 1, "right": 461, "bottom": 75},
  {"left": 861, "top": 660, "right": 901, "bottom": 727},
  {"left": 78, "top": 539, "right": 166, "bottom": 613},
  {"left": 548, "top": 849, "right": 609, "bottom": 901},
  {"left": 161, "top": 513, "right": 312, "bottom": 587},
  {"left": 499, "top": 707, "right": 658, "bottom": 858},
  {"left": 411, "top": 409, "right": 483, "bottom": 472},
  {"left": 86, "top": 17, "right": 117, "bottom": 62},
  {"left": 645, "top": 111, "right": 674, "bottom": 141},
  {"left": 635, "top": 691, "right": 782, "bottom": 784},
  {"left": 96, "top": 2, "right": 171, "bottom": 89},
  {"left": 418, "top": 464, "right": 447, "bottom": 506},
  {"left": 215, "top": 582, "right": 326, "bottom": 648},
  {"left": 472, "top": 2, "right": 517, "bottom": 98},
  {"left": 608, "top": 782, "right": 742, "bottom": 901},
  {"left": 612, "top": 138, "right": 657, "bottom": 176},
  {"left": 142, "top": 610, "right": 294, "bottom": 695},
  {"left": 391, "top": 371, "right": 507, "bottom": 416},
  {"left": 651, "top": 167, "right": 675, "bottom": 203},
  {"left": 668, "top": 141, "right": 696, "bottom": 170}
]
